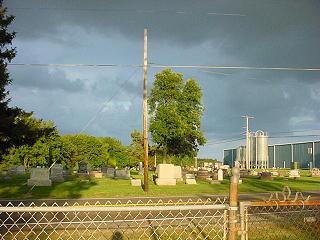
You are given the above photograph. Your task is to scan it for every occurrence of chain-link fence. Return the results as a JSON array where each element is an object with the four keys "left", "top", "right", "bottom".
[
  {"left": 239, "top": 201, "right": 320, "bottom": 240},
  {"left": 0, "top": 197, "right": 228, "bottom": 240}
]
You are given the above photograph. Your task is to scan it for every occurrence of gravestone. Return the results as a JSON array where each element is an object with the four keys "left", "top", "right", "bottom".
[
  {"left": 185, "top": 173, "right": 196, "bottom": 184},
  {"left": 217, "top": 169, "right": 224, "bottom": 181},
  {"left": 155, "top": 164, "right": 176, "bottom": 185},
  {"left": 101, "top": 166, "right": 108, "bottom": 173},
  {"left": 240, "top": 170, "right": 250, "bottom": 178},
  {"left": 311, "top": 168, "right": 320, "bottom": 177},
  {"left": 138, "top": 162, "right": 143, "bottom": 175},
  {"left": 50, "top": 164, "right": 64, "bottom": 182},
  {"left": 78, "top": 161, "right": 89, "bottom": 174},
  {"left": 27, "top": 168, "right": 52, "bottom": 186},
  {"left": 131, "top": 179, "right": 142, "bottom": 186},
  {"left": 289, "top": 169, "right": 300, "bottom": 179},
  {"left": 174, "top": 166, "right": 183, "bottom": 181},
  {"left": 104, "top": 168, "right": 115, "bottom": 178},
  {"left": 90, "top": 171, "right": 103, "bottom": 178},
  {"left": 260, "top": 172, "right": 272, "bottom": 180},
  {"left": 8, "top": 165, "right": 25, "bottom": 175},
  {"left": 115, "top": 169, "right": 130, "bottom": 179},
  {"left": 210, "top": 180, "right": 221, "bottom": 184},
  {"left": 197, "top": 169, "right": 209, "bottom": 179},
  {"left": 16, "top": 165, "right": 25, "bottom": 174},
  {"left": 250, "top": 170, "right": 258, "bottom": 176}
]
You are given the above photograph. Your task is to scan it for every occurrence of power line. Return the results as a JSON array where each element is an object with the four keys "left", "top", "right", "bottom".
[
  {"left": 9, "top": 63, "right": 320, "bottom": 72},
  {"left": 10, "top": 7, "right": 246, "bottom": 16},
  {"left": 269, "top": 134, "right": 320, "bottom": 139},
  {"left": 8, "top": 63, "right": 141, "bottom": 68},
  {"left": 269, "top": 129, "right": 320, "bottom": 135},
  {"left": 206, "top": 137, "right": 245, "bottom": 145},
  {"left": 79, "top": 68, "right": 139, "bottom": 133},
  {"left": 149, "top": 63, "right": 320, "bottom": 72}
]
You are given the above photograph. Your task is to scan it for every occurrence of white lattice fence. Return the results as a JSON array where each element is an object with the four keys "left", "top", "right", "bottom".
[{"left": 0, "top": 198, "right": 228, "bottom": 240}]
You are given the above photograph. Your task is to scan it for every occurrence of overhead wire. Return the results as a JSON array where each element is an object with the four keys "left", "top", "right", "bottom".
[
  {"left": 8, "top": 63, "right": 320, "bottom": 72},
  {"left": 149, "top": 63, "right": 320, "bottom": 72},
  {"left": 9, "top": 7, "right": 246, "bottom": 17},
  {"left": 8, "top": 63, "right": 141, "bottom": 68}
]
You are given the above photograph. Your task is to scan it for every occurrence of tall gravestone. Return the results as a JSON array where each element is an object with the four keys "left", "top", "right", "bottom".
[
  {"left": 217, "top": 169, "right": 224, "bottom": 181},
  {"left": 138, "top": 162, "right": 143, "bottom": 175},
  {"left": 50, "top": 164, "right": 64, "bottom": 182},
  {"left": 28, "top": 168, "right": 52, "bottom": 186},
  {"left": 78, "top": 161, "right": 89, "bottom": 175}
]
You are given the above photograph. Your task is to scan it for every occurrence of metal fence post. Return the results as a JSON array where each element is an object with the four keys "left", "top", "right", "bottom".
[{"left": 228, "top": 166, "right": 240, "bottom": 240}]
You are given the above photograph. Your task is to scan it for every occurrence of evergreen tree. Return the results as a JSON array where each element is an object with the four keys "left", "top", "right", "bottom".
[{"left": 0, "top": 1, "right": 19, "bottom": 155}]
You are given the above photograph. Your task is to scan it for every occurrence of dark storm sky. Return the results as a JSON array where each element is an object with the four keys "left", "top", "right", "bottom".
[{"left": 4, "top": 0, "right": 320, "bottom": 159}]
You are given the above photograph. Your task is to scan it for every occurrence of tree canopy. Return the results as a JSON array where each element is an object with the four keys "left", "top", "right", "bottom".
[{"left": 149, "top": 69, "right": 206, "bottom": 157}]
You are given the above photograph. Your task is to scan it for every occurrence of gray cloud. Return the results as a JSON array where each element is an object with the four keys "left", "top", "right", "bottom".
[
  {"left": 4, "top": 0, "right": 320, "bottom": 159},
  {"left": 9, "top": 67, "right": 86, "bottom": 92}
]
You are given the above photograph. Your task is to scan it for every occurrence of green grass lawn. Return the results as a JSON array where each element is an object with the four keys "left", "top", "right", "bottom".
[{"left": 0, "top": 170, "right": 319, "bottom": 199}]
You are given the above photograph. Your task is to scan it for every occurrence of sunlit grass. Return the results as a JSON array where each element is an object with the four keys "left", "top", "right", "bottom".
[{"left": 0, "top": 171, "right": 319, "bottom": 199}]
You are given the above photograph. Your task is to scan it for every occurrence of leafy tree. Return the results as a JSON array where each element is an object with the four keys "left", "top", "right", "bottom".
[
  {"left": 3, "top": 133, "right": 70, "bottom": 168},
  {"left": 127, "top": 129, "right": 144, "bottom": 166},
  {"left": 100, "top": 137, "right": 128, "bottom": 167},
  {"left": 61, "top": 134, "right": 110, "bottom": 169},
  {"left": 149, "top": 69, "right": 206, "bottom": 158}
]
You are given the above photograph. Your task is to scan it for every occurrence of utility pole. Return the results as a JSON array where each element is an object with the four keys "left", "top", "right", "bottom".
[
  {"left": 242, "top": 115, "right": 254, "bottom": 169},
  {"left": 143, "top": 29, "right": 149, "bottom": 192}
]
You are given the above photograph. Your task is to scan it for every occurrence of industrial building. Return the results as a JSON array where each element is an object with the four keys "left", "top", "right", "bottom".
[{"left": 224, "top": 139, "right": 320, "bottom": 169}]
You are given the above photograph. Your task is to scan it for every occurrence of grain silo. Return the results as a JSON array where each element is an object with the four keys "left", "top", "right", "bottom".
[{"left": 254, "top": 130, "right": 269, "bottom": 168}]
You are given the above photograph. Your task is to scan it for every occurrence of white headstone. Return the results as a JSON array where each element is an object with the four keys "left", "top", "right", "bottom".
[
  {"left": 185, "top": 173, "right": 195, "bottom": 179},
  {"left": 217, "top": 169, "right": 224, "bottom": 181},
  {"left": 28, "top": 168, "right": 52, "bottom": 186},
  {"left": 155, "top": 164, "right": 176, "bottom": 186},
  {"left": 186, "top": 179, "right": 197, "bottom": 184},
  {"left": 289, "top": 170, "right": 300, "bottom": 178},
  {"left": 156, "top": 164, "right": 175, "bottom": 178},
  {"left": 131, "top": 179, "right": 142, "bottom": 186},
  {"left": 185, "top": 173, "right": 196, "bottom": 184}
]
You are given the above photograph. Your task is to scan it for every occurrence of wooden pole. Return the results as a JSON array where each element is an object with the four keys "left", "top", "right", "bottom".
[
  {"left": 228, "top": 166, "right": 240, "bottom": 240},
  {"left": 143, "top": 29, "right": 149, "bottom": 192}
]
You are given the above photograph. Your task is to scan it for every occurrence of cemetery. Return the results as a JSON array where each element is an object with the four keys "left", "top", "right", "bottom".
[{"left": 0, "top": 161, "right": 319, "bottom": 199}]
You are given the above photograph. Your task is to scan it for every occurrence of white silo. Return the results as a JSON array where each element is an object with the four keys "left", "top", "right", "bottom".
[{"left": 255, "top": 130, "right": 269, "bottom": 168}]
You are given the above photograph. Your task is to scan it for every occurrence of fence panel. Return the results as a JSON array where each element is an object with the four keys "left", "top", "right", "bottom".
[
  {"left": 0, "top": 198, "right": 228, "bottom": 240},
  {"left": 240, "top": 201, "right": 320, "bottom": 240}
]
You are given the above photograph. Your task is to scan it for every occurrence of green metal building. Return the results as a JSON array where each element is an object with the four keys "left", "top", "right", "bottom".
[{"left": 223, "top": 140, "right": 320, "bottom": 169}]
